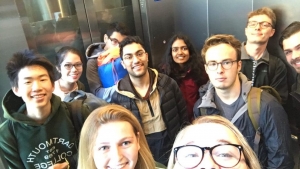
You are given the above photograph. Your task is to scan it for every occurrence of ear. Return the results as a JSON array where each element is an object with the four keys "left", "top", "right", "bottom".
[
  {"left": 269, "top": 29, "right": 275, "bottom": 37},
  {"left": 12, "top": 87, "right": 21, "bottom": 97},
  {"left": 204, "top": 64, "right": 208, "bottom": 73},
  {"left": 145, "top": 52, "right": 149, "bottom": 62},
  {"left": 237, "top": 60, "right": 242, "bottom": 72},
  {"left": 121, "top": 60, "right": 126, "bottom": 69},
  {"left": 104, "top": 34, "right": 108, "bottom": 43}
]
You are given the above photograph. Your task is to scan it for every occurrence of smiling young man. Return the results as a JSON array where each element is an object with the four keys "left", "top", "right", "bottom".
[
  {"left": 279, "top": 21, "right": 300, "bottom": 144},
  {"left": 240, "top": 7, "right": 288, "bottom": 104},
  {"left": 194, "top": 34, "right": 294, "bottom": 168},
  {"left": 111, "top": 36, "right": 188, "bottom": 165},
  {"left": 86, "top": 22, "right": 130, "bottom": 102},
  {"left": 0, "top": 50, "right": 106, "bottom": 169}
]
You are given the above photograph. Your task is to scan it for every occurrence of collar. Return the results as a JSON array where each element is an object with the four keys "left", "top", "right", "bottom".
[{"left": 241, "top": 42, "right": 270, "bottom": 63}]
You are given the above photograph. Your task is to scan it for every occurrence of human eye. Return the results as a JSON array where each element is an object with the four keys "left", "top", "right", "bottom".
[
  {"left": 98, "top": 145, "right": 109, "bottom": 151},
  {"left": 172, "top": 47, "right": 178, "bottom": 52},
  {"left": 185, "top": 153, "right": 199, "bottom": 158},
  {"left": 208, "top": 62, "right": 217, "bottom": 66},
  {"left": 75, "top": 63, "right": 82, "bottom": 68},
  {"left": 284, "top": 50, "right": 291, "bottom": 56},
  {"left": 24, "top": 81, "right": 31, "bottom": 85},
  {"left": 137, "top": 51, "right": 144, "bottom": 57},
  {"left": 222, "top": 60, "right": 232, "bottom": 65},
  {"left": 124, "top": 55, "right": 132, "bottom": 60},
  {"left": 122, "top": 141, "right": 131, "bottom": 147},
  {"left": 261, "top": 22, "right": 271, "bottom": 28},
  {"left": 64, "top": 64, "right": 72, "bottom": 69},
  {"left": 182, "top": 46, "right": 188, "bottom": 51},
  {"left": 248, "top": 21, "right": 256, "bottom": 27}
]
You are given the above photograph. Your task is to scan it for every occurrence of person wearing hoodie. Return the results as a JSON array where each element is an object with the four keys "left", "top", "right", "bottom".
[
  {"left": 0, "top": 50, "right": 106, "bottom": 169},
  {"left": 85, "top": 22, "right": 130, "bottom": 102}
]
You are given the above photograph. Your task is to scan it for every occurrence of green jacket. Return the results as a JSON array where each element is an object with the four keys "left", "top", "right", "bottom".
[{"left": 0, "top": 90, "right": 91, "bottom": 169}]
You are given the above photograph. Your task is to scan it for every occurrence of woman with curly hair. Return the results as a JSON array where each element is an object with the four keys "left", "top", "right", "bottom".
[{"left": 160, "top": 34, "right": 208, "bottom": 122}]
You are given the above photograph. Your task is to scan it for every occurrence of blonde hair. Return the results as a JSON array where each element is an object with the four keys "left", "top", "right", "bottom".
[
  {"left": 77, "top": 104, "right": 156, "bottom": 169},
  {"left": 248, "top": 7, "right": 276, "bottom": 28},
  {"left": 201, "top": 34, "right": 241, "bottom": 63},
  {"left": 167, "top": 115, "right": 261, "bottom": 169}
]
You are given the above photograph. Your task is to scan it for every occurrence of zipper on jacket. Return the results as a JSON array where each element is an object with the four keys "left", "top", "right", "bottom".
[{"left": 146, "top": 100, "right": 155, "bottom": 117}]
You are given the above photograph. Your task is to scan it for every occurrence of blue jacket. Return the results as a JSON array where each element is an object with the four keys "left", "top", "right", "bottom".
[{"left": 193, "top": 73, "right": 294, "bottom": 169}]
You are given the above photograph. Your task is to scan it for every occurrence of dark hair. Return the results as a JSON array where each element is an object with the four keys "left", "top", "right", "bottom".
[
  {"left": 106, "top": 22, "right": 130, "bottom": 37},
  {"left": 160, "top": 33, "right": 207, "bottom": 86},
  {"left": 55, "top": 46, "right": 83, "bottom": 69},
  {"left": 247, "top": 7, "right": 276, "bottom": 28},
  {"left": 279, "top": 21, "right": 300, "bottom": 49},
  {"left": 119, "top": 36, "right": 145, "bottom": 59},
  {"left": 201, "top": 34, "right": 241, "bottom": 63},
  {"left": 6, "top": 50, "right": 55, "bottom": 88}
]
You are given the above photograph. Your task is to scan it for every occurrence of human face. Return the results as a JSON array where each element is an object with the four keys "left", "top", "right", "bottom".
[
  {"left": 93, "top": 121, "right": 140, "bottom": 169},
  {"left": 172, "top": 39, "right": 190, "bottom": 67},
  {"left": 59, "top": 52, "right": 83, "bottom": 83},
  {"left": 205, "top": 44, "right": 241, "bottom": 90},
  {"left": 245, "top": 15, "right": 275, "bottom": 44},
  {"left": 282, "top": 31, "right": 300, "bottom": 73},
  {"left": 106, "top": 32, "right": 127, "bottom": 49},
  {"left": 13, "top": 65, "right": 54, "bottom": 110},
  {"left": 121, "top": 43, "right": 149, "bottom": 78},
  {"left": 173, "top": 123, "right": 248, "bottom": 169}
]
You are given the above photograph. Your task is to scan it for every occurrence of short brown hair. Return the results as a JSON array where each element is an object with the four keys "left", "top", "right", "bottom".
[
  {"left": 248, "top": 7, "right": 276, "bottom": 28},
  {"left": 201, "top": 34, "right": 241, "bottom": 63},
  {"left": 279, "top": 21, "right": 300, "bottom": 49}
]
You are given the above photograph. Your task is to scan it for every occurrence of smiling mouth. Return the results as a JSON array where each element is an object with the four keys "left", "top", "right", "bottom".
[{"left": 108, "top": 162, "right": 128, "bottom": 169}]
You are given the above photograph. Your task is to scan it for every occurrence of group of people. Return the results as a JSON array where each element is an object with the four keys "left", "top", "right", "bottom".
[{"left": 0, "top": 5, "right": 300, "bottom": 169}]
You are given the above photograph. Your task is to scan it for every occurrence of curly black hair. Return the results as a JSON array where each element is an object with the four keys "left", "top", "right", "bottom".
[{"left": 159, "top": 33, "right": 207, "bottom": 86}]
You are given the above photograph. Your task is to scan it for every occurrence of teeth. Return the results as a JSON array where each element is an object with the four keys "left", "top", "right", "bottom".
[
  {"left": 32, "top": 95, "right": 44, "bottom": 98},
  {"left": 109, "top": 163, "right": 126, "bottom": 169}
]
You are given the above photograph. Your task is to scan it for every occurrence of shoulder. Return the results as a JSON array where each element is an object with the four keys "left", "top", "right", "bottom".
[{"left": 0, "top": 120, "right": 14, "bottom": 142}]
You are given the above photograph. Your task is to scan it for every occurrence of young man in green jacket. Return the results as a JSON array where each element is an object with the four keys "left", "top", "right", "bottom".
[{"left": 0, "top": 50, "right": 106, "bottom": 169}]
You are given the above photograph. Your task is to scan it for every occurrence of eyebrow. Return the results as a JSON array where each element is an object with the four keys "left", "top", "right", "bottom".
[
  {"left": 284, "top": 44, "right": 300, "bottom": 51},
  {"left": 185, "top": 139, "right": 233, "bottom": 145},
  {"left": 22, "top": 74, "right": 49, "bottom": 80},
  {"left": 123, "top": 49, "right": 144, "bottom": 56},
  {"left": 97, "top": 136, "right": 135, "bottom": 145}
]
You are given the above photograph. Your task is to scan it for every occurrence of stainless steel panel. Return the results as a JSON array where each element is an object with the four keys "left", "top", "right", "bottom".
[
  {"left": 208, "top": 0, "right": 252, "bottom": 42},
  {"left": 0, "top": 0, "right": 28, "bottom": 121},
  {"left": 139, "top": 0, "right": 175, "bottom": 68},
  {"left": 174, "top": 0, "right": 208, "bottom": 51}
]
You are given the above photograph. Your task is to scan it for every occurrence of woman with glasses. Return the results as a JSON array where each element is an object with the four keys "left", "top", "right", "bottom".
[
  {"left": 53, "top": 46, "right": 85, "bottom": 100},
  {"left": 159, "top": 34, "right": 208, "bottom": 122},
  {"left": 77, "top": 104, "right": 166, "bottom": 169},
  {"left": 167, "top": 115, "right": 261, "bottom": 169}
]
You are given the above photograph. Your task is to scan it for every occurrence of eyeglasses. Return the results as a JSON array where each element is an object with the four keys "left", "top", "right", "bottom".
[
  {"left": 109, "top": 37, "right": 120, "bottom": 46},
  {"left": 63, "top": 63, "right": 83, "bottom": 70},
  {"left": 123, "top": 51, "right": 146, "bottom": 61},
  {"left": 174, "top": 144, "right": 243, "bottom": 168},
  {"left": 247, "top": 21, "right": 273, "bottom": 29},
  {"left": 206, "top": 60, "right": 238, "bottom": 71},
  {"left": 172, "top": 46, "right": 188, "bottom": 53}
]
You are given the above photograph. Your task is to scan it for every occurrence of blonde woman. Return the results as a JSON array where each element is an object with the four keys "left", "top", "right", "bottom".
[
  {"left": 78, "top": 104, "right": 165, "bottom": 169},
  {"left": 168, "top": 115, "right": 261, "bottom": 169}
]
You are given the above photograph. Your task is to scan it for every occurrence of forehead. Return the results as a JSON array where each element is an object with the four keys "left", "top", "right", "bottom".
[
  {"left": 205, "top": 43, "right": 237, "bottom": 62},
  {"left": 110, "top": 31, "right": 127, "bottom": 42},
  {"left": 122, "top": 43, "right": 144, "bottom": 54},
  {"left": 95, "top": 121, "right": 135, "bottom": 143},
  {"left": 18, "top": 65, "right": 49, "bottom": 80},
  {"left": 61, "top": 52, "right": 81, "bottom": 62},
  {"left": 180, "top": 123, "right": 240, "bottom": 146},
  {"left": 248, "top": 14, "right": 272, "bottom": 22},
  {"left": 282, "top": 31, "right": 300, "bottom": 50},
  {"left": 172, "top": 39, "right": 187, "bottom": 47}
]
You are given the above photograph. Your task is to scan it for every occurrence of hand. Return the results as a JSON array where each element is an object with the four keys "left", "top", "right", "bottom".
[{"left": 48, "top": 162, "right": 69, "bottom": 169}]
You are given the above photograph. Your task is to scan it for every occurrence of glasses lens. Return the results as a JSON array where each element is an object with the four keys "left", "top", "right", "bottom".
[
  {"left": 221, "top": 61, "right": 233, "bottom": 70},
  {"left": 176, "top": 146, "right": 203, "bottom": 168},
  {"left": 248, "top": 21, "right": 257, "bottom": 28},
  {"left": 212, "top": 145, "right": 241, "bottom": 167},
  {"left": 64, "top": 64, "right": 72, "bottom": 69},
  {"left": 75, "top": 63, "right": 82, "bottom": 69},
  {"left": 207, "top": 62, "right": 218, "bottom": 71}
]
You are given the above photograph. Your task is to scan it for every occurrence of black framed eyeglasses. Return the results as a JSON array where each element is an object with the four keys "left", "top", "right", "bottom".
[
  {"left": 247, "top": 21, "right": 273, "bottom": 29},
  {"left": 206, "top": 60, "right": 238, "bottom": 71},
  {"left": 63, "top": 63, "right": 83, "bottom": 70},
  {"left": 174, "top": 144, "right": 243, "bottom": 168}
]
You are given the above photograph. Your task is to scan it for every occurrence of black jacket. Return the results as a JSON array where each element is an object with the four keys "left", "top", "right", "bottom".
[
  {"left": 112, "top": 68, "right": 188, "bottom": 165},
  {"left": 193, "top": 73, "right": 294, "bottom": 169},
  {"left": 240, "top": 42, "right": 288, "bottom": 104}
]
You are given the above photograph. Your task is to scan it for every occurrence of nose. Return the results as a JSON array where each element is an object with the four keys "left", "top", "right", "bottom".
[
  {"left": 197, "top": 151, "right": 220, "bottom": 169},
  {"left": 109, "top": 146, "right": 123, "bottom": 163},
  {"left": 70, "top": 65, "right": 77, "bottom": 71},
  {"left": 132, "top": 55, "right": 140, "bottom": 64},
  {"left": 32, "top": 81, "right": 42, "bottom": 91},
  {"left": 216, "top": 63, "right": 224, "bottom": 74}
]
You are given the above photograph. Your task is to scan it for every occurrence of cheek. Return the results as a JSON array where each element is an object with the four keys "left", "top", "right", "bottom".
[{"left": 93, "top": 151, "right": 107, "bottom": 168}]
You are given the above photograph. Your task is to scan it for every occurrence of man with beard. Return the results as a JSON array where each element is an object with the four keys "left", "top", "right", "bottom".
[
  {"left": 194, "top": 34, "right": 294, "bottom": 169},
  {"left": 111, "top": 36, "right": 188, "bottom": 166},
  {"left": 279, "top": 21, "right": 300, "bottom": 143},
  {"left": 240, "top": 7, "right": 288, "bottom": 104}
]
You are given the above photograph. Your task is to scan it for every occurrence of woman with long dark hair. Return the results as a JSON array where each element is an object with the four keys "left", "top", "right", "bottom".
[{"left": 160, "top": 34, "right": 208, "bottom": 122}]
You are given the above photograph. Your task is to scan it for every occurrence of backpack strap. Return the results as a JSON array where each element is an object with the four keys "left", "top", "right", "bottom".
[
  {"left": 247, "top": 87, "right": 262, "bottom": 154},
  {"left": 268, "top": 54, "right": 275, "bottom": 84},
  {"left": 199, "top": 108, "right": 207, "bottom": 115}
]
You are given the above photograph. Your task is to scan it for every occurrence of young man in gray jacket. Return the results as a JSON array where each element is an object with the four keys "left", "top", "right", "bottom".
[
  {"left": 112, "top": 36, "right": 188, "bottom": 165},
  {"left": 194, "top": 34, "right": 294, "bottom": 168}
]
